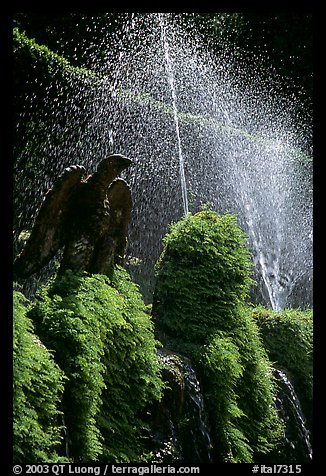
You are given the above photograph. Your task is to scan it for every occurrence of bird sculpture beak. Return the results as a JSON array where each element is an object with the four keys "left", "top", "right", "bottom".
[
  {"left": 115, "top": 154, "right": 133, "bottom": 170},
  {"left": 97, "top": 154, "right": 133, "bottom": 173}
]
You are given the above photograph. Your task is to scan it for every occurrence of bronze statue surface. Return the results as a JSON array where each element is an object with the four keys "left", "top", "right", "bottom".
[{"left": 14, "top": 154, "right": 133, "bottom": 278}]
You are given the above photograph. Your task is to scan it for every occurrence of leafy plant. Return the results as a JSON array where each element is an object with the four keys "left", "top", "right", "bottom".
[
  {"left": 13, "top": 290, "right": 67, "bottom": 463},
  {"left": 28, "top": 268, "right": 164, "bottom": 462},
  {"left": 154, "top": 210, "right": 254, "bottom": 343},
  {"left": 153, "top": 209, "right": 283, "bottom": 462}
]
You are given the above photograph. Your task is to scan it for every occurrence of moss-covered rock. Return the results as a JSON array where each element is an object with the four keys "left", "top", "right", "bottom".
[
  {"left": 23, "top": 267, "right": 164, "bottom": 462},
  {"left": 153, "top": 209, "right": 283, "bottom": 462},
  {"left": 13, "top": 290, "right": 67, "bottom": 463},
  {"left": 251, "top": 306, "right": 313, "bottom": 428},
  {"left": 153, "top": 209, "right": 254, "bottom": 344}
]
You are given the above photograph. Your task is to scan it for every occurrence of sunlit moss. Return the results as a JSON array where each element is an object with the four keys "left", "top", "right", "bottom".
[
  {"left": 15, "top": 268, "right": 164, "bottom": 463},
  {"left": 153, "top": 209, "right": 283, "bottom": 462}
]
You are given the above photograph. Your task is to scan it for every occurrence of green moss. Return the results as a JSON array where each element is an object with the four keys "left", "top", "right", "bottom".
[
  {"left": 251, "top": 305, "right": 313, "bottom": 426},
  {"left": 153, "top": 209, "right": 283, "bottom": 462},
  {"left": 28, "top": 268, "right": 163, "bottom": 462},
  {"left": 13, "top": 28, "right": 102, "bottom": 84},
  {"left": 154, "top": 210, "right": 254, "bottom": 343},
  {"left": 13, "top": 290, "right": 67, "bottom": 463}
]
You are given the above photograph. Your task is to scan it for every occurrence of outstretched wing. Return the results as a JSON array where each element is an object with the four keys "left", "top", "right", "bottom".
[{"left": 14, "top": 165, "right": 86, "bottom": 278}]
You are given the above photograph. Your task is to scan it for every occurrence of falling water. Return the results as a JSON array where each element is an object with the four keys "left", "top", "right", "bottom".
[
  {"left": 273, "top": 368, "right": 313, "bottom": 461},
  {"left": 159, "top": 15, "right": 189, "bottom": 215},
  {"left": 182, "top": 359, "right": 213, "bottom": 462},
  {"left": 156, "top": 349, "right": 213, "bottom": 463},
  {"left": 13, "top": 13, "right": 313, "bottom": 308}
]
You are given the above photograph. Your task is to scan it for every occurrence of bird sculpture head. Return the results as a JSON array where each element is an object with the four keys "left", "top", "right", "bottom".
[{"left": 97, "top": 154, "right": 133, "bottom": 180}]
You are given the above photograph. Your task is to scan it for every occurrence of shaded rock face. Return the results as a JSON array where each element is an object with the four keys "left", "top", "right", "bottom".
[
  {"left": 148, "top": 349, "right": 213, "bottom": 464},
  {"left": 13, "top": 154, "right": 132, "bottom": 278}
]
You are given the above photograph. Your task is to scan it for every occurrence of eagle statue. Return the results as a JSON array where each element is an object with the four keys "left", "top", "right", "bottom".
[{"left": 13, "top": 154, "right": 133, "bottom": 278}]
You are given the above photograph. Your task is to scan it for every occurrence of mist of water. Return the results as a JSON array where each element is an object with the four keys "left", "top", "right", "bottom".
[{"left": 13, "top": 13, "right": 313, "bottom": 309}]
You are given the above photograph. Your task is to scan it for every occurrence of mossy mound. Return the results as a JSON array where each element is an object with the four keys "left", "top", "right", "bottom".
[
  {"left": 153, "top": 209, "right": 283, "bottom": 462},
  {"left": 251, "top": 306, "right": 313, "bottom": 427},
  {"left": 13, "top": 290, "right": 67, "bottom": 463},
  {"left": 14, "top": 267, "right": 164, "bottom": 463}
]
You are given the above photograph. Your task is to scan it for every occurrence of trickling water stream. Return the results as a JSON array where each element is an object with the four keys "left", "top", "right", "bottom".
[
  {"left": 273, "top": 368, "right": 312, "bottom": 462},
  {"left": 153, "top": 350, "right": 213, "bottom": 463},
  {"left": 182, "top": 359, "right": 213, "bottom": 462}
]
